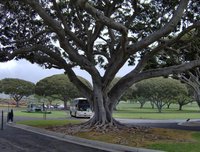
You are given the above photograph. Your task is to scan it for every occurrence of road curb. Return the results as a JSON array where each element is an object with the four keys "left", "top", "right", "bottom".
[{"left": 8, "top": 123, "right": 164, "bottom": 152}]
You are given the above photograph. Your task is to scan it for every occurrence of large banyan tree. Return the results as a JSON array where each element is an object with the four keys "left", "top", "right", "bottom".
[{"left": 0, "top": 0, "right": 200, "bottom": 128}]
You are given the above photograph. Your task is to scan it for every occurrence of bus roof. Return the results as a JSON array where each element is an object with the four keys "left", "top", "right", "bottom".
[{"left": 73, "top": 97, "right": 87, "bottom": 100}]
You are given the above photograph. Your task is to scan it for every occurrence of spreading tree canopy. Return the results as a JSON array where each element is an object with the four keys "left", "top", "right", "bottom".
[
  {"left": 0, "top": 0, "right": 200, "bottom": 127},
  {"left": 172, "top": 31, "right": 200, "bottom": 108},
  {"left": 135, "top": 77, "right": 188, "bottom": 112},
  {"left": 35, "top": 74, "right": 91, "bottom": 109},
  {"left": 0, "top": 78, "right": 35, "bottom": 107}
]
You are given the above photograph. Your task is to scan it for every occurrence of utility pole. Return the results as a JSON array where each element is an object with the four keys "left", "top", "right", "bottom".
[{"left": 1, "top": 110, "right": 3, "bottom": 130}]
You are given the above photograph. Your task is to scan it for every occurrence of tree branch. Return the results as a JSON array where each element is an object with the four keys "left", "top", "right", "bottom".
[
  {"left": 75, "top": 0, "right": 128, "bottom": 36},
  {"left": 128, "top": 0, "right": 190, "bottom": 54},
  {"left": 52, "top": 0, "right": 86, "bottom": 49},
  {"left": 23, "top": 0, "right": 65, "bottom": 37},
  {"left": 63, "top": 68, "right": 93, "bottom": 99},
  {"left": 109, "top": 59, "right": 200, "bottom": 105},
  {"left": 133, "top": 22, "right": 200, "bottom": 73},
  {"left": 10, "top": 30, "right": 50, "bottom": 44}
]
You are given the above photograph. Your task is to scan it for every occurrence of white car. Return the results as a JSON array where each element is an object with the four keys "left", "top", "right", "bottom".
[{"left": 57, "top": 104, "right": 65, "bottom": 109}]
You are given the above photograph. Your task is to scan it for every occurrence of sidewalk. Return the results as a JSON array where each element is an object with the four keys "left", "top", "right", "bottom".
[{"left": 8, "top": 123, "right": 164, "bottom": 152}]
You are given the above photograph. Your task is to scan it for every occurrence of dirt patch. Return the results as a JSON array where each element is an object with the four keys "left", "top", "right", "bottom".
[{"left": 45, "top": 124, "right": 195, "bottom": 148}]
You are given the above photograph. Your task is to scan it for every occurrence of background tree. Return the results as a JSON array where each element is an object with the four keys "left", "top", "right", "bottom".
[
  {"left": 35, "top": 74, "right": 91, "bottom": 109},
  {"left": 0, "top": 0, "right": 200, "bottom": 128},
  {"left": 130, "top": 84, "right": 147, "bottom": 108},
  {"left": 135, "top": 77, "right": 188, "bottom": 112},
  {"left": 135, "top": 96, "right": 147, "bottom": 109},
  {"left": 178, "top": 68, "right": 200, "bottom": 108},
  {"left": 175, "top": 95, "right": 193, "bottom": 111},
  {"left": 162, "top": 29, "right": 200, "bottom": 108},
  {"left": 0, "top": 78, "right": 35, "bottom": 107}
]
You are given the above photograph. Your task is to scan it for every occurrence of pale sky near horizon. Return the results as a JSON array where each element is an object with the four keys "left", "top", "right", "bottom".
[{"left": 0, "top": 59, "right": 134, "bottom": 84}]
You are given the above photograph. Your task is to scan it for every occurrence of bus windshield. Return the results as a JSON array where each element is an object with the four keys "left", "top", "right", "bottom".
[{"left": 77, "top": 99, "right": 90, "bottom": 111}]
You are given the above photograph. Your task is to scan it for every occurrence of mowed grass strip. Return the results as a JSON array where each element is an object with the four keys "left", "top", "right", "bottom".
[
  {"left": 14, "top": 110, "right": 70, "bottom": 118},
  {"left": 75, "top": 127, "right": 200, "bottom": 152},
  {"left": 17, "top": 119, "right": 81, "bottom": 128},
  {"left": 114, "top": 102, "right": 200, "bottom": 119},
  {"left": 148, "top": 132, "right": 200, "bottom": 152}
]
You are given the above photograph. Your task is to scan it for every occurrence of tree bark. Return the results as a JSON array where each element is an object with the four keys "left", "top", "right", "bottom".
[
  {"left": 154, "top": 100, "right": 165, "bottom": 113},
  {"left": 167, "top": 102, "right": 172, "bottom": 109},
  {"left": 140, "top": 102, "right": 145, "bottom": 109},
  {"left": 16, "top": 100, "right": 19, "bottom": 107},
  {"left": 12, "top": 95, "right": 23, "bottom": 107},
  {"left": 84, "top": 82, "right": 122, "bottom": 128},
  {"left": 194, "top": 93, "right": 200, "bottom": 108},
  {"left": 64, "top": 101, "right": 68, "bottom": 110},
  {"left": 179, "top": 104, "right": 183, "bottom": 111},
  {"left": 150, "top": 101, "right": 155, "bottom": 109}
]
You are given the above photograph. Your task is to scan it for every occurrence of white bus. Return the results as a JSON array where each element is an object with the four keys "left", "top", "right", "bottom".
[{"left": 69, "top": 98, "right": 93, "bottom": 118}]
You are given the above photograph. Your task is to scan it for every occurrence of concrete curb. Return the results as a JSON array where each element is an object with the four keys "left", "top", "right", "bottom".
[{"left": 8, "top": 123, "right": 164, "bottom": 152}]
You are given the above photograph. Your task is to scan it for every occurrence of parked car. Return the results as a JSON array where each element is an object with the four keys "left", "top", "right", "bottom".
[{"left": 57, "top": 104, "right": 65, "bottom": 109}]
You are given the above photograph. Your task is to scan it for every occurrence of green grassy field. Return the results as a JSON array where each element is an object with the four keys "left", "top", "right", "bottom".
[
  {"left": 148, "top": 132, "right": 200, "bottom": 152},
  {"left": 114, "top": 102, "right": 200, "bottom": 119},
  {"left": 14, "top": 110, "right": 70, "bottom": 119},
  {"left": 17, "top": 119, "right": 81, "bottom": 127},
  {"left": 3, "top": 101, "right": 199, "bottom": 120}
]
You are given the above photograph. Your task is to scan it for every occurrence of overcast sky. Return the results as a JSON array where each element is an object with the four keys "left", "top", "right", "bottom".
[{"left": 0, "top": 59, "right": 133, "bottom": 84}]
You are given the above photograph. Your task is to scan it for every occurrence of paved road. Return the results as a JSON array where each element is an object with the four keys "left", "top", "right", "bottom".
[
  {"left": 118, "top": 119, "right": 200, "bottom": 131},
  {"left": 0, "top": 125, "right": 107, "bottom": 152},
  {"left": 129, "top": 122, "right": 200, "bottom": 131}
]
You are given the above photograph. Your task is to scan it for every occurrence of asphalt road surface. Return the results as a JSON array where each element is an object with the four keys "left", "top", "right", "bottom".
[
  {"left": 130, "top": 122, "right": 200, "bottom": 131},
  {"left": 0, "top": 125, "right": 107, "bottom": 152}
]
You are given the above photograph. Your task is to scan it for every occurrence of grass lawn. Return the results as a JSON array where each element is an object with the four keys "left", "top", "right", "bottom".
[
  {"left": 76, "top": 128, "right": 200, "bottom": 152},
  {"left": 147, "top": 132, "right": 200, "bottom": 152},
  {"left": 9, "top": 102, "right": 200, "bottom": 120},
  {"left": 13, "top": 109, "right": 70, "bottom": 119},
  {"left": 114, "top": 102, "right": 200, "bottom": 119},
  {"left": 17, "top": 119, "right": 82, "bottom": 127}
]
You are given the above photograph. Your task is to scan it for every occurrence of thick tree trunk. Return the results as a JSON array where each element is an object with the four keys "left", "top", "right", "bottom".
[
  {"left": 157, "top": 106, "right": 162, "bottom": 113},
  {"left": 154, "top": 101, "right": 165, "bottom": 113},
  {"left": 179, "top": 104, "right": 183, "bottom": 111},
  {"left": 139, "top": 102, "right": 145, "bottom": 108},
  {"left": 84, "top": 83, "right": 123, "bottom": 129},
  {"left": 16, "top": 100, "right": 19, "bottom": 107},
  {"left": 195, "top": 92, "right": 200, "bottom": 108},
  {"left": 64, "top": 101, "right": 68, "bottom": 110},
  {"left": 113, "top": 106, "right": 117, "bottom": 111},
  {"left": 91, "top": 88, "right": 112, "bottom": 126},
  {"left": 167, "top": 102, "right": 171, "bottom": 109},
  {"left": 150, "top": 101, "right": 154, "bottom": 109},
  {"left": 87, "top": 101, "right": 122, "bottom": 129},
  {"left": 12, "top": 95, "right": 23, "bottom": 108}
]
